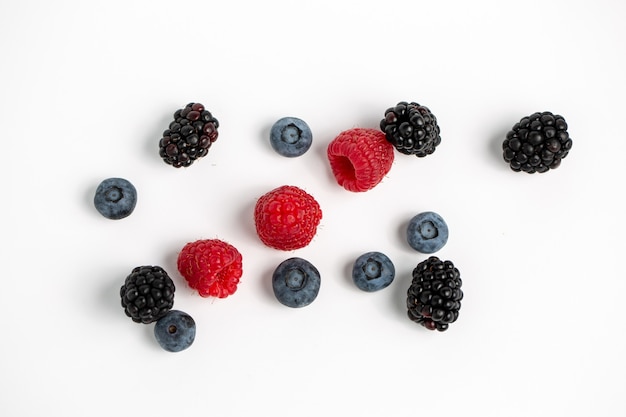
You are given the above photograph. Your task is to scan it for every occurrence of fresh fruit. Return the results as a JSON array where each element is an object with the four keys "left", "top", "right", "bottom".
[
  {"left": 502, "top": 111, "right": 573, "bottom": 173},
  {"left": 352, "top": 251, "right": 395, "bottom": 292},
  {"left": 270, "top": 117, "right": 313, "bottom": 157},
  {"left": 254, "top": 185, "right": 322, "bottom": 250},
  {"left": 272, "top": 257, "right": 321, "bottom": 308},
  {"left": 154, "top": 310, "right": 196, "bottom": 352},
  {"left": 158, "top": 102, "right": 219, "bottom": 168},
  {"left": 406, "top": 211, "right": 449, "bottom": 254},
  {"left": 407, "top": 256, "right": 463, "bottom": 332},
  {"left": 177, "top": 239, "right": 243, "bottom": 298},
  {"left": 327, "top": 128, "right": 395, "bottom": 192},
  {"left": 94, "top": 177, "right": 137, "bottom": 220},
  {"left": 120, "top": 265, "right": 175, "bottom": 324},
  {"left": 380, "top": 101, "right": 441, "bottom": 157}
]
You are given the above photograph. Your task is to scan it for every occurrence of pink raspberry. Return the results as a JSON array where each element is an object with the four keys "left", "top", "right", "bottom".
[{"left": 327, "top": 128, "right": 395, "bottom": 192}]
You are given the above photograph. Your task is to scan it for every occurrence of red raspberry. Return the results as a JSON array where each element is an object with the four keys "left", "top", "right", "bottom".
[
  {"left": 177, "top": 239, "right": 243, "bottom": 298},
  {"left": 254, "top": 185, "right": 322, "bottom": 251},
  {"left": 327, "top": 128, "right": 395, "bottom": 192}
]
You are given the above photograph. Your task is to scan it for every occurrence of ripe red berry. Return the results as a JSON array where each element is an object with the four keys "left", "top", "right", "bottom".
[
  {"left": 177, "top": 239, "right": 243, "bottom": 298},
  {"left": 327, "top": 128, "right": 395, "bottom": 192},
  {"left": 254, "top": 185, "right": 322, "bottom": 251}
]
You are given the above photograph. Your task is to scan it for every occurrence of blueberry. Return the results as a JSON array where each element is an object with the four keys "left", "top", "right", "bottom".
[
  {"left": 406, "top": 211, "right": 449, "bottom": 253},
  {"left": 352, "top": 251, "right": 395, "bottom": 292},
  {"left": 269, "top": 117, "right": 313, "bottom": 157},
  {"left": 272, "top": 257, "right": 321, "bottom": 308},
  {"left": 153, "top": 310, "right": 196, "bottom": 352},
  {"left": 93, "top": 177, "right": 137, "bottom": 220}
]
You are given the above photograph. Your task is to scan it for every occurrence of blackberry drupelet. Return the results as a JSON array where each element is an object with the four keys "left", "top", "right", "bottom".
[
  {"left": 502, "top": 111, "right": 573, "bottom": 173},
  {"left": 380, "top": 101, "right": 441, "bottom": 157},
  {"left": 120, "top": 265, "right": 176, "bottom": 324},
  {"left": 407, "top": 256, "right": 463, "bottom": 332},
  {"left": 158, "top": 102, "right": 219, "bottom": 168}
]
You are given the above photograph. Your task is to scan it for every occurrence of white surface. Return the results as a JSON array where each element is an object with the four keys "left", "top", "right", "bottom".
[{"left": 1, "top": 1, "right": 625, "bottom": 416}]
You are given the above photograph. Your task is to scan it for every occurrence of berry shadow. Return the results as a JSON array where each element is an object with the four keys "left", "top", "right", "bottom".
[
  {"left": 235, "top": 196, "right": 262, "bottom": 246},
  {"left": 259, "top": 122, "right": 273, "bottom": 150},
  {"left": 259, "top": 262, "right": 278, "bottom": 302},
  {"left": 144, "top": 110, "right": 175, "bottom": 166},
  {"left": 488, "top": 126, "right": 510, "bottom": 167},
  {"left": 83, "top": 182, "right": 97, "bottom": 214},
  {"left": 389, "top": 263, "right": 414, "bottom": 320}
]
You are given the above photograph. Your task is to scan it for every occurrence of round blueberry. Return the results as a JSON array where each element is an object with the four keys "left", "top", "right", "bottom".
[
  {"left": 406, "top": 211, "right": 449, "bottom": 253},
  {"left": 352, "top": 251, "right": 395, "bottom": 292},
  {"left": 93, "top": 177, "right": 137, "bottom": 220},
  {"left": 272, "top": 257, "right": 321, "bottom": 308},
  {"left": 154, "top": 310, "right": 196, "bottom": 353},
  {"left": 269, "top": 117, "right": 313, "bottom": 157}
]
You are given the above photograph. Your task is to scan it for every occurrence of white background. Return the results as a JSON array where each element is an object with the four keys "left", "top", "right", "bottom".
[{"left": 1, "top": 0, "right": 625, "bottom": 416}]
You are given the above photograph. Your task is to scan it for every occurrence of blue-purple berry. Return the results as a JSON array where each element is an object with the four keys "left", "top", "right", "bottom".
[
  {"left": 154, "top": 310, "right": 196, "bottom": 352},
  {"left": 269, "top": 117, "right": 312, "bottom": 157},
  {"left": 352, "top": 251, "right": 395, "bottom": 292},
  {"left": 407, "top": 211, "right": 448, "bottom": 253},
  {"left": 272, "top": 257, "right": 320, "bottom": 308},
  {"left": 94, "top": 177, "right": 137, "bottom": 220}
]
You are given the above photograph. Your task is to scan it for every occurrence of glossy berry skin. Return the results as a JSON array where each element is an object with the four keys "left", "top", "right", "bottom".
[
  {"left": 327, "top": 128, "right": 395, "bottom": 192},
  {"left": 272, "top": 257, "right": 321, "bottom": 308},
  {"left": 254, "top": 185, "right": 322, "bottom": 250},
  {"left": 270, "top": 117, "right": 313, "bottom": 157},
  {"left": 380, "top": 101, "right": 441, "bottom": 157},
  {"left": 94, "top": 177, "right": 137, "bottom": 220},
  {"left": 407, "top": 211, "right": 449, "bottom": 254},
  {"left": 407, "top": 256, "right": 463, "bottom": 332},
  {"left": 502, "top": 111, "right": 573, "bottom": 173},
  {"left": 352, "top": 252, "right": 395, "bottom": 292},
  {"left": 158, "top": 102, "right": 219, "bottom": 168},
  {"left": 120, "top": 266, "right": 175, "bottom": 324},
  {"left": 154, "top": 310, "right": 196, "bottom": 353},
  {"left": 177, "top": 239, "right": 243, "bottom": 298}
]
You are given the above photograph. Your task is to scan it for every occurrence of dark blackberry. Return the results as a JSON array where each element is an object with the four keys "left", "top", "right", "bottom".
[
  {"left": 502, "top": 111, "right": 573, "bottom": 173},
  {"left": 120, "top": 265, "right": 176, "bottom": 324},
  {"left": 379, "top": 101, "right": 441, "bottom": 157},
  {"left": 407, "top": 256, "right": 463, "bottom": 332},
  {"left": 158, "top": 102, "right": 219, "bottom": 168}
]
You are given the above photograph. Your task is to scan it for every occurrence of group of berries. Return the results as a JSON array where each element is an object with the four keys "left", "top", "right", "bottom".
[
  {"left": 95, "top": 101, "right": 575, "bottom": 349},
  {"left": 119, "top": 239, "right": 244, "bottom": 352}
]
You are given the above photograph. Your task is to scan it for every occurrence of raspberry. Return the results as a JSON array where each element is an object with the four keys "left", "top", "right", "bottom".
[
  {"left": 177, "top": 239, "right": 243, "bottom": 298},
  {"left": 254, "top": 185, "right": 322, "bottom": 251},
  {"left": 327, "top": 128, "right": 395, "bottom": 192}
]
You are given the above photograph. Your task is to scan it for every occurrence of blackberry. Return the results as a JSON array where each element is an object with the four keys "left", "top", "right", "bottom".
[
  {"left": 120, "top": 265, "right": 176, "bottom": 324},
  {"left": 502, "top": 111, "right": 573, "bottom": 173},
  {"left": 158, "top": 102, "right": 219, "bottom": 168},
  {"left": 406, "top": 256, "right": 463, "bottom": 332},
  {"left": 380, "top": 101, "right": 441, "bottom": 157}
]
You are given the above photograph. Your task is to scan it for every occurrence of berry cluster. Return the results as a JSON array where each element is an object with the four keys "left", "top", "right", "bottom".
[
  {"left": 158, "top": 102, "right": 219, "bottom": 168},
  {"left": 102, "top": 101, "right": 577, "bottom": 350},
  {"left": 119, "top": 265, "right": 196, "bottom": 352}
]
